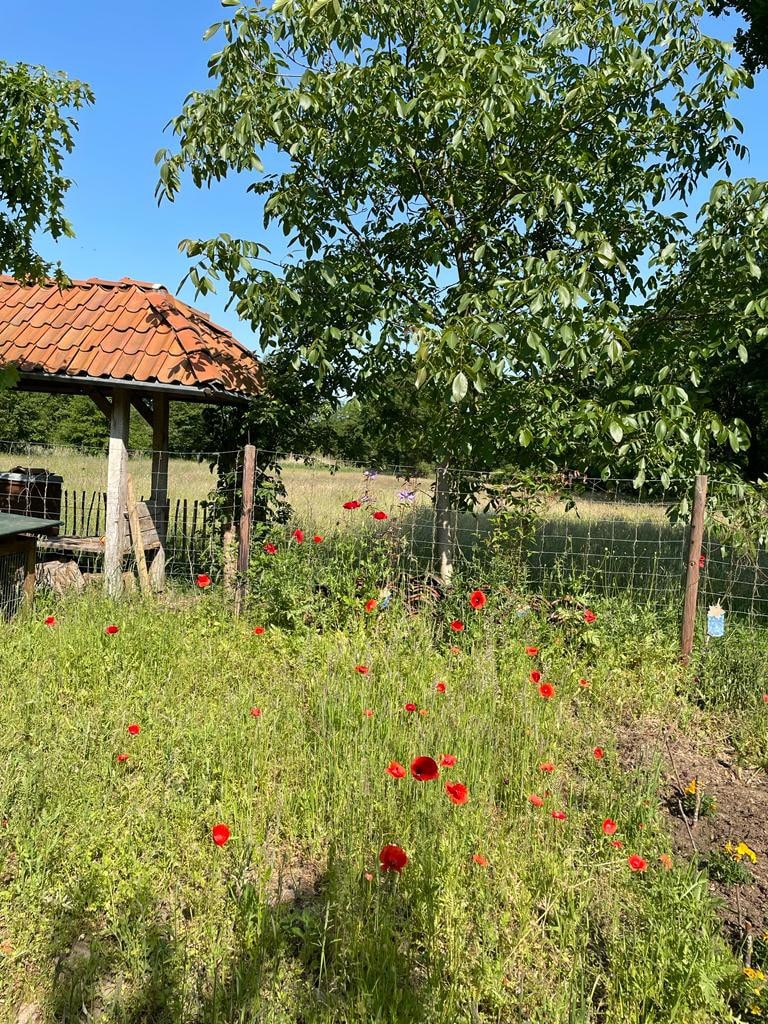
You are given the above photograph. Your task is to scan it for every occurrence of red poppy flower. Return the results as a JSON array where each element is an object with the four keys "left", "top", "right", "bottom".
[
  {"left": 196, "top": 573, "right": 211, "bottom": 589},
  {"left": 525, "top": 646, "right": 539, "bottom": 656},
  {"left": 602, "top": 818, "right": 617, "bottom": 835},
  {"left": 313, "top": 535, "right": 323, "bottom": 543},
  {"left": 659, "top": 853, "right": 673, "bottom": 870},
  {"left": 435, "top": 681, "right": 446, "bottom": 693},
  {"left": 472, "top": 853, "right": 489, "bottom": 867},
  {"left": 763, "top": 694, "right": 768, "bottom": 704},
  {"left": 529, "top": 670, "right": 541, "bottom": 684},
  {"left": 469, "top": 590, "right": 487, "bottom": 610},
  {"left": 363, "top": 708, "right": 374, "bottom": 718},
  {"left": 628, "top": 854, "right": 647, "bottom": 872},
  {"left": 440, "top": 753, "right": 457, "bottom": 767},
  {"left": 44, "top": 615, "right": 56, "bottom": 626},
  {"left": 578, "top": 677, "right": 590, "bottom": 688},
  {"left": 379, "top": 844, "right": 408, "bottom": 873},
  {"left": 593, "top": 747, "right": 605, "bottom": 760},
  {"left": 450, "top": 620, "right": 465, "bottom": 632},
  {"left": 419, "top": 708, "right": 429, "bottom": 716},
  {"left": 364, "top": 871, "right": 374, "bottom": 881},
  {"left": 540, "top": 761, "right": 555, "bottom": 773},
  {"left": 116, "top": 753, "right": 129, "bottom": 763},
  {"left": 343, "top": 500, "right": 361, "bottom": 510},
  {"left": 386, "top": 761, "right": 407, "bottom": 779},
  {"left": 404, "top": 703, "right": 417, "bottom": 712},
  {"left": 538, "top": 683, "right": 555, "bottom": 699},
  {"left": 105, "top": 625, "right": 119, "bottom": 635},
  {"left": 528, "top": 793, "right": 544, "bottom": 807},
  {"left": 212, "top": 824, "right": 230, "bottom": 847},
  {"left": 449, "top": 645, "right": 461, "bottom": 655},
  {"left": 292, "top": 528, "right": 304, "bottom": 543},
  {"left": 551, "top": 810, "right": 567, "bottom": 820},
  {"left": 253, "top": 626, "right": 265, "bottom": 635},
  {"left": 411, "top": 756, "right": 439, "bottom": 781},
  {"left": 699, "top": 553, "right": 706, "bottom": 569},
  {"left": 445, "top": 781, "right": 469, "bottom": 805},
  {"left": 127, "top": 724, "right": 140, "bottom": 735},
  {"left": 372, "top": 510, "right": 388, "bottom": 521},
  {"left": 263, "top": 543, "right": 278, "bottom": 554},
  {"left": 364, "top": 599, "right": 378, "bottom": 613},
  {"left": 583, "top": 609, "right": 597, "bottom": 624},
  {"left": 611, "top": 839, "right": 623, "bottom": 848},
  {"left": 250, "top": 707, "right": 262, "bottom": 718},
  {"left": 354, "top": 665, "right": 369, "bottom": 674}
]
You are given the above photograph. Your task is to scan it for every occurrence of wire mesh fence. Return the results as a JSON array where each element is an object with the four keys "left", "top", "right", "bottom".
[
  {"left": 0, "top": 547, "right": 26, "bottom": 619},
  {"left": 1, "top": 439, "right": 768, "bottom": 627}
]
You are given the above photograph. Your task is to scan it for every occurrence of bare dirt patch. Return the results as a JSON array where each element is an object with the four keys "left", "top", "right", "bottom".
[{"left": 618, "top": 720, "right": 768, "bottom": 942}]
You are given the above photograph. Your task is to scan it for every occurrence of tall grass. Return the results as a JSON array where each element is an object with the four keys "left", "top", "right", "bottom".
[{"left": 1, "top": 572, "right": 762, "bottom": 1022}]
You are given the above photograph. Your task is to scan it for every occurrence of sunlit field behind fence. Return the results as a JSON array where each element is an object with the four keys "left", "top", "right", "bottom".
[{"left": 1, "top": 441, "right": 767, "bottom": 622}]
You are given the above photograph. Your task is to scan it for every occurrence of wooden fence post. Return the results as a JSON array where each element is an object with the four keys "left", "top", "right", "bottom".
[
  {"left": 434, "top": 466, "right": 455, "bottom": 588},
  {"left": 235, "top": 445, "right": 257, "bottom": 616},
  {"left": 680, "top": 474, "right": 708, "bottom": 665}
]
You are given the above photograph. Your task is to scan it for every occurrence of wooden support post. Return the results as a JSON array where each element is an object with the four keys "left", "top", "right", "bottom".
[
  {"left": 104, "top": 388, "right": 130, "bottom": 598},
  {"left": 148, "top": 395, "right": 169, "bottom": 592},
  {"left": 88, "top": 390, "right": 113, "bottom": 421},
  {"left": 434, "top": 466, "right": 455, "bottom": 588},
  {"left": 22, "top": 536, "right": 36, "bottom": 610},
  {"left": 127, "top": 475, "right": 151, "bottom": 596},
  {"left": 680, "top": 474, "right": 708, "bottom": 665},
  {"left": 235, "top": 445, "right": 257, "bottom": 616}
]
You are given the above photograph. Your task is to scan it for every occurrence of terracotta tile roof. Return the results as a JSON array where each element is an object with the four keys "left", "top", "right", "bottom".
[{"left": 0, "top": 277, "right": 263, "bottom": 401}]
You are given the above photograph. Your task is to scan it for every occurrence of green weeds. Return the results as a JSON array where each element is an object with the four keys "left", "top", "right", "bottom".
[{"left": 0, "top": 580, "right": 765, "bottom": 1022}]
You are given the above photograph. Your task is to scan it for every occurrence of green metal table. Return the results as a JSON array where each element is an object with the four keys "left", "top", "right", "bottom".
[{"left": 0, "top": 512, "right": 64, "bottom": 615}]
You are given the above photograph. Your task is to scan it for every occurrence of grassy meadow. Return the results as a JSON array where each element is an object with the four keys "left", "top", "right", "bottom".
[{"left": 2, "top": 555, "right": 768, "bottom": 1023}]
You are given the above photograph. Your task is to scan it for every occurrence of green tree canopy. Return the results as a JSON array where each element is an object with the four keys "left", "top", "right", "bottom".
[
  {"left": 710, "top": 0, "right": 768, "bottom": 72},
  {"left": 158, "top": 0, "right": 761, "bottom": 481},
  {"left": 0, "top": 61, "right": 92, "bottom": 390},
  {"left": 0, "top": 62, "right": 93, "bottom": 285}
]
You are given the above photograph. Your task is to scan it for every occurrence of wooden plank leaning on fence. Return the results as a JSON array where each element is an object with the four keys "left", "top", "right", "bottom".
[
  {"left": 126, "top": 474, "right": 151, "bottom": 596},
  {"left": 680, "top": 474, "right": 708, "bottom": 665}
]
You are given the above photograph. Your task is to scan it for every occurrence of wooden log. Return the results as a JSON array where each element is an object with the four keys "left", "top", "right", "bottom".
[
  {"left": 680, "top": 474, "right": 708, "bottom": 664},
  {"left": 22, "top": 536, "right": 36, "bottom": 610},
  {"left": 434, "top": 466, "right": 455, "bottom": 588},
  {"left": 235, "top": 444, "right": 257, "bottom": 615},
  {"left": 127, "top": 474, "right": 151, "bottom": 596},
  {"left": 148, "top": 395, "right": 169, "bottom": 592},
  {"left": 104, "top": 388, "right": 130, "bottom": 597}
]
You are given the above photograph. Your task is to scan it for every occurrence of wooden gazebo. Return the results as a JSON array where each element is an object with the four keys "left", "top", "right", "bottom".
[{"left": 0, "top": 276, "right": 263, "bottom": 596}]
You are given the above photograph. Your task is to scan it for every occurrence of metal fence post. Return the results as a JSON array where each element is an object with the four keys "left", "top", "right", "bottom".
[{"left": 680, "top": 474, "right": 708, "bottom": 664}]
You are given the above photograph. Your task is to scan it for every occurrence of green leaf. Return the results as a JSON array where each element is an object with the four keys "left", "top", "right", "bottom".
[
  {"left": 451, "top": 372, "right": 468, "bottom": 403},
  {"left": 609, "top": 421, "right": 623, "bottom": 443},
  {"left": 518, "top": 426, "right": 533, "bottom": 447}
]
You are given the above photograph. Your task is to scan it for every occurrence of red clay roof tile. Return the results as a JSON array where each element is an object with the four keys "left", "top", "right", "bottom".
[{"left": 0, "top": 277, "right": 263, "bottom": 400}]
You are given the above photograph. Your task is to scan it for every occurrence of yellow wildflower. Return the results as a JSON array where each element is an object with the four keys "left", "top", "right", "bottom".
[
  {"left": 685, "top": 779, "right": 697, "bottom": 794},
  {"left": 736, "top": 841, "right": 757, "bottom": 863}
]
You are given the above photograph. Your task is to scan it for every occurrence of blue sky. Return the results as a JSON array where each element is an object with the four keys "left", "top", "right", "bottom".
[{"left": 4, "top": 2, "right": 767, "bottom": 351}]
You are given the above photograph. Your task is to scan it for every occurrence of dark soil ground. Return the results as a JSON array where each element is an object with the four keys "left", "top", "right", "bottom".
[{"left": 618, "top": 720, "right": 768, "bottom": 946}]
